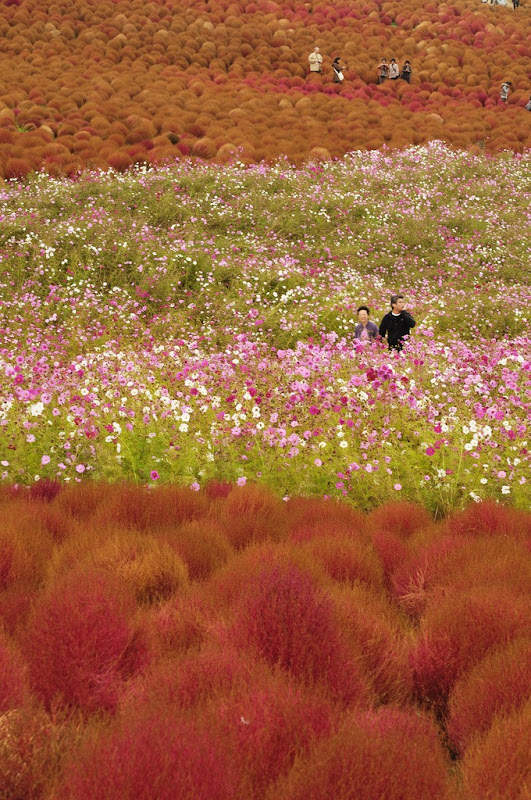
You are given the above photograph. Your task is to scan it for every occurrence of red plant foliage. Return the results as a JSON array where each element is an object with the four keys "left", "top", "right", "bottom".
[
  {"left": 446, "top": 637, "right": 531, "bottom": 755},
  {"left": 56, "top": 711, "right": 238, "bottom": 800},
  {"left": 332, "top": 583, "right": 413, "bottom": 705},
  {"left": 217, "top": 483, "right": 289, "bottom": 549},
  {"left": 231, "top": 561, "right": 372, "bottom": 705},
  {"left": 163, "top": 519, "right": 232, "bottom": 580},
  {"left": 368, "top": 500, "right": 432, "bottom": 540},
  {"left": 271, "top": 706, "right": 453, "bottom": 800},
  {"left": 371, "top": 529, "right": 410, "bottom": 586},
  {"left": 410, "top": 587, "right": 530, "bottom": 714},
  {"left": 90, "top": 483, "right": 208, "bottom": 531},
  {"left": 21, "top": 571, "right": 149, "bottom": 713},
  {"left": 28, "top": 478, "right": 61, "bottom": 503},
  {"left": 0, "top": 630, "right": 28, "bottom": 712},
  {"left": 303, "top": 533, "right": 385, "bottom": 590},
  {"left": 286, "top": 496, "right": 367, "bottom": 540},
  {"left": 0, "top": 485, "right": 528, "bottom": 795},
  {"left": 212, "top": 672, "right": 335, "bottom": 797},
  {"left": 444, "top": 498, "right": 531, "bottom": 541},
  {"left": 460, "top": 702, "right": 531, "bottom": 800},
  {"left": 394, "top": 534, "right": 530, "bottom": 619}
]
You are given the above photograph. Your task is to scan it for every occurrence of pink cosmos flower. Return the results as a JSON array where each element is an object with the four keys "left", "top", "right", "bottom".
[
  {"left": 237, "top": 476, "right": 247, "bottom": 486},
  {"left": 394, "top": 483, "right": 402, "bottom": 491},
  {"left": 76, "top": 464, "right": 86, "bottom": 473},
  {"left": 41, "top": 455, "right": 51, "bottom": 465},
  {"left": 150, "top": 470, "right": 160, "bottom": 480}
]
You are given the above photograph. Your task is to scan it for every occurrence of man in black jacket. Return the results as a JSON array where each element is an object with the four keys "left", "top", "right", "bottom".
[{"left": 379, "top": 294, "right": 416, "bottom": 350}]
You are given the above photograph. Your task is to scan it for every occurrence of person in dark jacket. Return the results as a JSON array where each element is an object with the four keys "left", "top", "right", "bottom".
[
  {"left": 354, "top": 306, "right": 379, "bottom": 342},
  {"left": 379, "top": 294, "right": 416, "bottom": 350}
]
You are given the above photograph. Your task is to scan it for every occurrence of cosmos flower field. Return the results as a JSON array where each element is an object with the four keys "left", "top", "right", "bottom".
[
  {"left": 0, "top": 133, "right": 530, "bottom": 797},
  {"left": 1, "top": 141, "right": 529, "bottom": 513}
]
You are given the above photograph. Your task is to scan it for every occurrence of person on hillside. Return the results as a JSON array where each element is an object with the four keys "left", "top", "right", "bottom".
[
  {"left": 332, "top": 56, "right": 346, "bottom": 83},
  {"left": 354, "top": 306, "right": 379, "bottom": 342},
  {"left": 379, "top": 294, "right": 416, "bottom": 351},
  {"left": 401, "top": 60, "right": 412, "bottom": 83},
  {"left": 309, "top": 47, "right": 323, "bottom": 74},
  {"left": 389, "top": 58, "right": 400, "bottom": 80},
  {"left": 526, "top": 95, "right": 531, "bottom": 111},
  {"left": 512, "top": 0, "right": 520, "bottom": 9},
  {"left": 500, "top": 81, "right": 512, "bottom": 102},
  {"left": 377, "top": 58, "right": 389, "bottom": 84}
]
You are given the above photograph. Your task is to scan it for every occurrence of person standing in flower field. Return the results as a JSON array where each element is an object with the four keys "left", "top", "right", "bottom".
[
  {"left": 377, "top": 57, "right": 389, "bottom": 84},
  {"left": 309, "top": 47, "right": 323, "bottom": 74},
  {"left": 332, "top": 56, "right": 346, "bottom": 83},
  {"left": 379, "top": 294, "right": 416, "bottom": 351},
  {"left": 388, "top": 58, "right": 400, "bottom": 80},
  {"left": 401, "top": 60, "right": 412, "bottom": 82},
  {"left": 354, "top": 306, "right": 379, "bottom": 342},
  {"left": 526, "top": 95, "right": 531, "bottom": 111},
  {"left": 500, "top": 81, "right": 512, "bottom": 103}
]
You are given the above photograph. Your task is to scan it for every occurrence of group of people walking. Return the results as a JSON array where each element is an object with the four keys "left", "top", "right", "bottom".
[{"left": 355, "top": 295, "right": 416, "bottom": 351}]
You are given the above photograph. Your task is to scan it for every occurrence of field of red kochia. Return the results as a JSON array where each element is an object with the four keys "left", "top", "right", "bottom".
[
  {"left": 0, "top": 0, "right": 530, "bottom": 179},
  {"left": 0, "top": 480, "right": 529, "bottom": 799}
]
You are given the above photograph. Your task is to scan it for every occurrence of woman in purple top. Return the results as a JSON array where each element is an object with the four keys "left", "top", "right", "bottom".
[{"left": 354, "top": 306, "right": 379, "bottom": 342}]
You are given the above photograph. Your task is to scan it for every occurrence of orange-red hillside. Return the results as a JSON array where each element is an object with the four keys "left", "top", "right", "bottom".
[{"left": 0, "top": 0, "right": 529, "bottom": 176}]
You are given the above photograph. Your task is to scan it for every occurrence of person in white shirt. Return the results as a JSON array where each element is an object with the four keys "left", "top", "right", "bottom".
[
  {"left": 309, "top": 47, "right": 323, "bottom": 74},
  {"left": 389, "top": 59, "right": 399, "bottom": 80},
  {"left": 500, "top": 81, "right": 512, "bottom": 102}
]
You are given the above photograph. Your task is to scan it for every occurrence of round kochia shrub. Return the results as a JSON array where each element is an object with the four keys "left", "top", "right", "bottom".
[
  {"left": 410, "top": 587, "right": 530, "bottom": 713},
  {"left": 56, "top": 710, "right": 237, "bottom": 800},
  {"left": 21, "top": 571, "right": 148, "bottom": 713},
  {"left": 231, "top": 562, "right": 372, "bottom": 705},
  {"left": 217, "top": 483, "right": 288, "bottom": 549},
  {"left": 269, "top": 706, "right": 453, "bottom": 800},
  {"left": 446, "top": 637, "right": 531, "bottom": 755},
  {"left": 460, "top": 701, "right": 531, "bottom": 800},
  {"left": 212, "top": 672, "right": 334, "bottom": 798}
]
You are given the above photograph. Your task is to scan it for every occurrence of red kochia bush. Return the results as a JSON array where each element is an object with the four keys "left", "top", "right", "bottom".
[
  {"left": 21, "top": 571, "right": 148, "bottom": 713},
  {"left": 303, "top": 533, "right": 385, "bottom": 590},
  {"left": 332, "top": 583, "right": 413, "bottom": 705},
  {"left": 371, "top": 529, "right": 410, "bottom": 586},
  {"left": 56, "top": 711, "right": 237, "bottom": 800},
  {"left": 461, "top": 701, "right": 531, "bottom": 800},
  {"left": 213, "top": 672, "right": 334, "bottom": 797},
  {"left": 410, "top": 587, "right": 530, "bottom": 713},
  {"left": 394, "top": 534, "right": 530, "bottom": 619},
  {"left": 368, "top": 501, "right": 432, "bottom": 540},
  {"left": 217, "top": 484, "right": 288, "bottom": 549},
  {"left": 270, "top": 707, "right": 453, "bottom": 800},
  {"left": 446, "top": 637, "right": 531, "bottom": 755},
  {"left": 445, "top": 498, "right": 531, "bottom": 540},
  {"left": 0, "top": 630, "right": 28, "bottom": 711},
  {"left": 231, "top": 562, "right": 372, "bottom": 705},
  {"left": 286, "top": 496, "right": 367, "bottom": 539},
  {"left": 91, "top": 484, "right": 207, "bottom": 531},
  {"left": 164, "top": 519, "right": 232, "bottom": 580}
]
